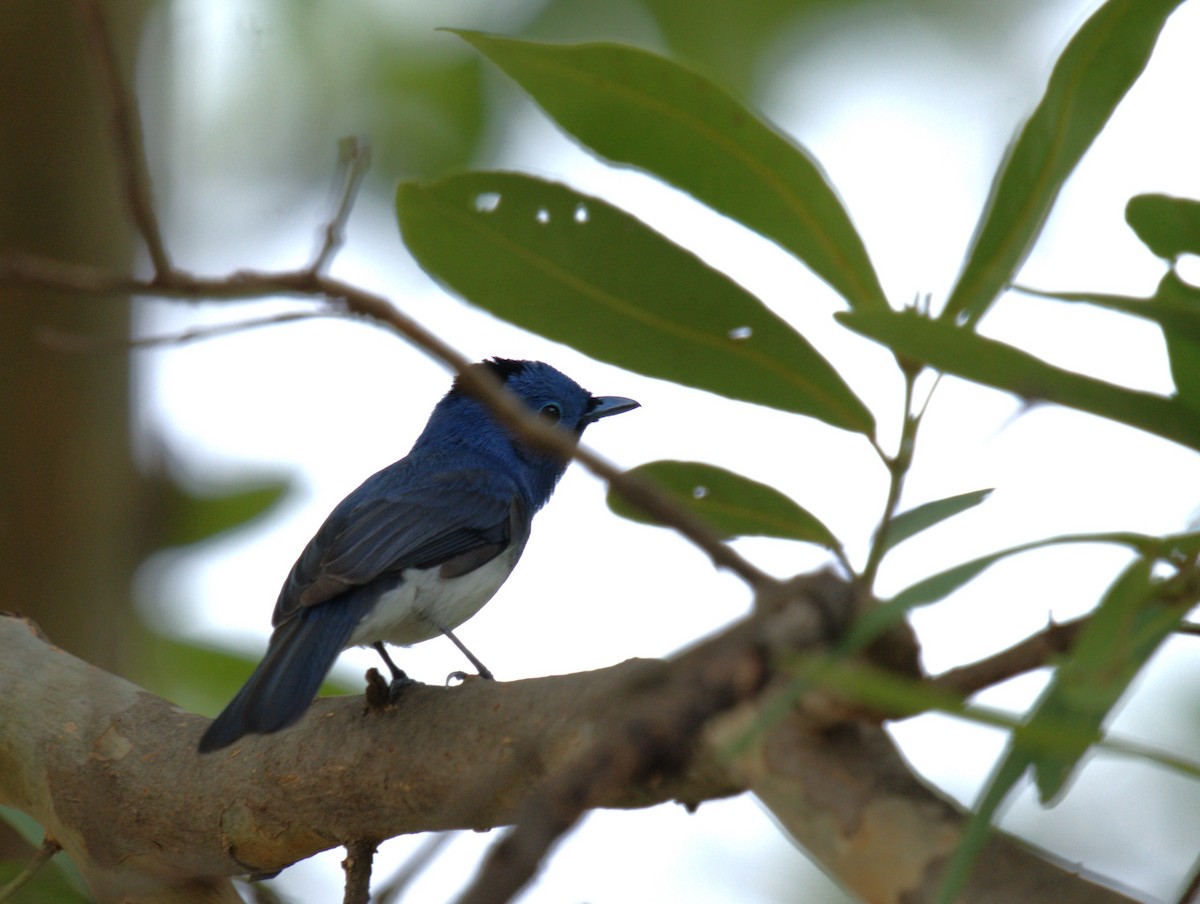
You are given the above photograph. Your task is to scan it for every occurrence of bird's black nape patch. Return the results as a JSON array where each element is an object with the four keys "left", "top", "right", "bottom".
[{"left": 450, "top": 358, "right": 528, "bottom": 396}]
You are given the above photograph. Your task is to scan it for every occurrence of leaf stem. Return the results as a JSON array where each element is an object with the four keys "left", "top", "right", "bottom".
[{"left": 862, "top": 363, "right": 923, "bottom": 588}]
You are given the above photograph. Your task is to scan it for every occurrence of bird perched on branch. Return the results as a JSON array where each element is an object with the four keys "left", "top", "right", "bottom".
[{"left": 198, "top": 358, "right": 638, "bottom": 752}]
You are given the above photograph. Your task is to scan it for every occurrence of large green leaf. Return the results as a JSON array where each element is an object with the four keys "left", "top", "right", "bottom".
[
  {"left": 1126, "top": 193, "right": 1200, "bottom": 259},
  {"left": 880, "top": 488, "right": 993, "bottom": 554},
  {"left": 839, "top": 309, "right": 1200, "bottom": 450},
  {"left": 606, "top": 460, "right": 839, "bottom": 548},
  {"left": 454, "top": 31, "right": 887, "bottom": 313},
  {"left": 942, "top": 0, "right": 1185, "bottom": 324},
  {"left": 398, "top": 171, "right": 874, "bottom": 433}
]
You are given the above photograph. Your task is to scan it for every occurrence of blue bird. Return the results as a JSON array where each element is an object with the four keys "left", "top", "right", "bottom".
[{"left": 198, "top": 358, "right": 637, "bottom": 752}]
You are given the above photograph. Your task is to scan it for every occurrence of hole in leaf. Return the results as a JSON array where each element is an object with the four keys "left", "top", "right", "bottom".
[
  {"left": 573, "top": 204, "right": 589, "bottom": 223},
  {"left": 692, "top": 486, "right": 708, "bottom": 500},
  {"left": 474, "top": 192, "right": 501, "bottom": 213},
  {"left": 728, "top": 326, "right": 753, "bottom": 340},
  {"left": 535, "top": 208, "right": 551, "bottom": 224}
]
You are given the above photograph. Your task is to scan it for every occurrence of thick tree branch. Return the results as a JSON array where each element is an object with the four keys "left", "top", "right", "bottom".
[
  {"left": 0, "top": 611, "right": 745, "bottom": 903},
  {"left": 711, "top": 702, "right": 1141, "bottom": 904}
]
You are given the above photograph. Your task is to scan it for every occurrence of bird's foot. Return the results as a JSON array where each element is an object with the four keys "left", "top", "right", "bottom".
[
  {"left": 445, "top": 667, "right": 495, "bottom": 686},
  {"left": 364, "top": 667, "right": 391, "bottom": 709},
  {"left": 364, "top": 667, "right": 420, "bottom": 709}
]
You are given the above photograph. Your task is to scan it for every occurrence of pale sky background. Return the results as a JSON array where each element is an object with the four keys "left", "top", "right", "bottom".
[{"left": 130, "top": 1, "right": 1200, "bottom": 901}]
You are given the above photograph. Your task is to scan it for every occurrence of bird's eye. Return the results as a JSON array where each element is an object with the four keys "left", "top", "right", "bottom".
[{"left": 539, "top": 402, "right": 563, "bottom": 422}]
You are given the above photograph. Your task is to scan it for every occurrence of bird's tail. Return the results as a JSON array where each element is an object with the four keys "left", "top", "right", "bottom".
[{"left": 198, "top": 597, "right": 371, "bottom": 753}]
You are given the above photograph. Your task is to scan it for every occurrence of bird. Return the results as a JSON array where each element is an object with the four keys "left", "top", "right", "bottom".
[{"left": 197, "top": 357, "right": 638, "bottom": 752}]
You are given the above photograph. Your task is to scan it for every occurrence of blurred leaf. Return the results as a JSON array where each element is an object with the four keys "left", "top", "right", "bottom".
[
  {"left": 161, "top": 478, "right": 289, "bottom": 549},
  {"left": 455, "top": 31, "right": 887, "bottom": 312},
  {"left": 607, "top": 460, "right": 838, "bottom": 547},
  {"left": 942, "top": 0, "right": 1185, "bottom": 324},
  {"left": 0, "top": 809, "right": 88, "bottom": 903},
  {"left": 881, "top": 488, "right": 993, "bottom": 554},
  {"left": 637, "top": 0, "right": 821, "bottom": 96},
  {"left": 0, "top": 808, "right": 45, "bottom": 850},
  {"left": 839, "top": 308, "right": 1200, "bottom": 450},
  {"left": 1126, "top": 193, "right": 1200, "bottom": 260},
  {"left": 1028, "top": 558, "right": 1185, "bottom": 802},
  {"left": 132, "top": 628, "right": 358, "bottom": 717},
  {"left": 372, "top": 50, "right": 486, "bottom": 177},
  {"left": 0, "top": 861, "right": 91, "bottom": 904},
  {"left": 398, "top": 171, "right": 875, "bottom": 433}
]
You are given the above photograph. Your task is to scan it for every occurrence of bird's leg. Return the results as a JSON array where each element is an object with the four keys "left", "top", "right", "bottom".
[
  {"left": 372, "top": 641, "right": 406, "bottom": 681},
  {"left": 437, "top": 625, "right": 495, "bottom": 681},
  {"left": 370, "top": 641, "right": 418, "bottom": 703}
]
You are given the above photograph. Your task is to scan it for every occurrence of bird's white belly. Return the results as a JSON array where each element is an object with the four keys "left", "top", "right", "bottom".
[{"left": 346, "top": 554, "right": 515, "bottom": 648}]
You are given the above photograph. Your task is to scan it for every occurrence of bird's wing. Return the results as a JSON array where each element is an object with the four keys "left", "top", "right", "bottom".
[{"left": 273, "top": 466, "right": 522, "bottom": 625}]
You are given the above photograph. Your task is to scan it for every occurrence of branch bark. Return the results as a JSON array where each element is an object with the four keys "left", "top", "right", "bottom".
[{"left": 0, "top": 613, "right": 739, "bottom": 903}]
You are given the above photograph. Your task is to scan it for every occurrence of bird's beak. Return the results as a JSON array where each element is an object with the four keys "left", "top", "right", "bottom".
[{"left": 583, "top": 395, "right": 640, "bottom": 424}]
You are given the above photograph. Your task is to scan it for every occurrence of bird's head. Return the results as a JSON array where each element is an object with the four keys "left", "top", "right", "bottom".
[
  {"left": 471, "top": 358, "right": 639, "bottom": 437},
  {"left": 433, "top": 358, "right": 638, "bottom": 505}
]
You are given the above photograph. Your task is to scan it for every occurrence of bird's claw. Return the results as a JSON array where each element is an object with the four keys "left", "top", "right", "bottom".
[
  {"left": 365, "top": 666, "right": 420, "bottom": 709},
  {"left": 445, "top": 668, "right": 496, "bottom": 686},
  {"left": 364, "top": 667, "right": 391, "bottom": 709}
]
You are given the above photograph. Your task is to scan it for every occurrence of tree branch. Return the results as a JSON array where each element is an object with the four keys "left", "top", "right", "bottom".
[
  {"left": 77, "top": 0, "right": 171, "bottom": 275},
  {"left": 0, "top": 611, "right": 746, "bottom": 903},
  {"left": 712, "top": 702, "right": 1140, "bottom": 904}
]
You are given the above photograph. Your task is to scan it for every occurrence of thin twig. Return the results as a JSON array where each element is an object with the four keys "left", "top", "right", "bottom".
[
  {"left": 342, "top": 838, "right": 379, "bottom": 904},
  {"left": 76, "top": 0, "right": 171, "bottom": 276},
  {"left": 309, "top": 137, "right": 372, "bottom": 275},
  {"left": 861, "top": 363, "right": 923, "bottom": 588},
  {"left": 40, "top": 308, "right": 340, "bottom": 352},
  {"left": 9, "top": 272, "right": 775, "bottom": 584},
  {"left": 930, "top": 615, "right": 1088, "bottom": 697},
  {"left": 374, "top": 833, "right": 456, "bottom": 904},
  {"left": 0, "top": 247, "right": 777, "bottom": 591},
  {"left": 0, "top": 835, "right": 62, "bottom": 903}
]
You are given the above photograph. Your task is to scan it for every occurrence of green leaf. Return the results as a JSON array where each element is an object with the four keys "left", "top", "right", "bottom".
[
  {"left": 1027, "top": 558, "right": 1185, "bottom": 802},
  {"left": 454, "top": 31, "right": 887, "bottom": 312},
  {"left": 161, "top": 478, "right": 289, "bottom": 549},
  {"left": 934, "top": 557, "right": 1187, "bottom": 901},
  {"left": 1126, "top": 193, "right": 1200, "bottom": 259},
  {"left": 1020, "top": 272, "right": 1200, "bottom": 343},
  {"left": 398, "top": 171, "right": 875, "bottom": 433},
  {"left": 842, "top": 531, "right": 1159, "bottom": 653},
  {"left": 606, "top": 460, "right": 839, "bottom": 548},
  {"left": 937, "top": 748, "right": 1034, "bottom": 904},
  {"left": 131, "top": 629, "right": 358, "bottom": 717},
  {"left": 0, "top": 861, "right": 91, "bottom": 904},
  {"left": 839, "top": 308, "right": 1200, "bottom": 451},
  {"left": 942, "top": 0, "right": 1185, "bottom": 324},
  {"left": 881, "top": 488, "right": 993, "bottom": 554},
  {"left": 1166, "top": 330, "right": 1200, "bottom": 412}
]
